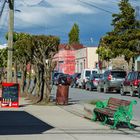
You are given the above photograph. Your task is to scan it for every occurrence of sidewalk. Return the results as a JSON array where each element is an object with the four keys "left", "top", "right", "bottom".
[{"left": 0, "top": 97, "right": 140, "bottom": 140}]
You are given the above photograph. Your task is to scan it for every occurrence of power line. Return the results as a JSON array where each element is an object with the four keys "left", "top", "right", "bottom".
[
  {"left": 78, "top": 0, "right": 113, "bottom": 14},
  {"left": 0, "top": 1, "right": 8, "bottom": 31},
  {"left": 0, "top": 0, "right": 7, "bottom": 22}
]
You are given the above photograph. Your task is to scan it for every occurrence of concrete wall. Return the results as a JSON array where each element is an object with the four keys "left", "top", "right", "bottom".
[
  {"left": 101, "top": 56, "right": 132, "bottom": 72},
  {"left": 75, "top": 47, "right": 98, "bottom": 73},
  {"left": 87, "top": 47, "right": 98, "bottom": 69},
  {"left": 135, "top": 56, "right": 140, "bottom": 71},
  {"left": 75, "top": 48, "right": 87, "bottom": 73}
]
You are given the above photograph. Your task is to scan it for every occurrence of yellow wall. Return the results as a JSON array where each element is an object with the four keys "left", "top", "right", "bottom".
[
  {"left": 75, "top": 47, "right": 98, "bottom": 73},
  {"left": 87, "top": 47, "right": 98, "bottom": 69}
]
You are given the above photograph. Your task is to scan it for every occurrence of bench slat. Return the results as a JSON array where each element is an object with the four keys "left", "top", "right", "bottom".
[
  {"left": 107, "top": 97, "right": 130, "bottom": 110},
  {"left": 93, "top": 97, "right": 136, "bottom": 129},
  {"left": 94, "top": 107, "right": 115, "bottom": 117}
]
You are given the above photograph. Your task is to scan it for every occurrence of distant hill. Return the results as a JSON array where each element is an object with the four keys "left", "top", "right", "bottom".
[
  {"left": 38, "top": 0, "right": 52, "bottom": 8},
  {"left": 28, "top": 0, "right": 52, "bottom": 8}
]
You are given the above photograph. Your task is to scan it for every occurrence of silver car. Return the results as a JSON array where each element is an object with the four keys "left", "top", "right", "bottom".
[{"left": 97, "top": 70, "right": 126, "bottom": 93}]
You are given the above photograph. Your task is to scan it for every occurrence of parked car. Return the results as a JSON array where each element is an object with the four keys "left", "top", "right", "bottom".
[
  {"left": 54, "top": 73, "right": 72, "bottom": 85},
  {"left": 97, "top": 69, "right": 126, "bottom": 93},
  {"left": 71, "top": 73, "right": 81, "bottom": 88},
  {"left": 64, "top": 74, "right": 73, "bottom": 85},
  {"left": 78, "top": 69, "right": 98, "bottom": 88},
  {"left": 85, "top": 73, "right": 103, "bottom": 91},
  {"left": 76, "top": 75, "right": 81, "bottom": 88},
  {"left": 120, "top": 71, "right": 140, "bottom": 97},
  {"left": 52, "top": 72, "right": 63, "bottom": 85}
]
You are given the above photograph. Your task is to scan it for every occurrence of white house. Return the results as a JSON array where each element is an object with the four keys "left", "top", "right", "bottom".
[{"left": 75, "top": 47, "right": 98, "bottom": 73}]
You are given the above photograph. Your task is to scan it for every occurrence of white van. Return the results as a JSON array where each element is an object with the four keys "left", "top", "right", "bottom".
[{"left": 78, "top": 68, "right": 98, "bottom": 88}]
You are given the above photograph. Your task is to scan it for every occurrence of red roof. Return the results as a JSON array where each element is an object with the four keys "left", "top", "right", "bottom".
[{"left": 58, "top": 43, "right": 84, "bottom": 50}]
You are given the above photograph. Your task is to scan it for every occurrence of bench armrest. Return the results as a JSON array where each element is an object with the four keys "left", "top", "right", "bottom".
[
  {"left": 114, "top": 100, "right": 137, "bottom": 122},
  {"left": 95, "top": 100, "right": 108, "bottom": 109}
]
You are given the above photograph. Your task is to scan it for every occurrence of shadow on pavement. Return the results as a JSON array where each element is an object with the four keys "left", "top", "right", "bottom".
[
  {"left": 0, "top": 111, "right": 54, "bottom": 135},
  {"left": 19, "top": 104, "right": 32, "bottom": 107}
]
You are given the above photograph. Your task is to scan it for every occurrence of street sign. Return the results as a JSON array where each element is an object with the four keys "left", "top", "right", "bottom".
[{"left": 1, "top": 82, "right": 19, "bottom": 108}]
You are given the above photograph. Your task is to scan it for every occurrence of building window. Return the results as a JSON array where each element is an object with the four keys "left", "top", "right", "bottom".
[
  {"left": 77, "top": 61, "right": 79, "bottom": 73},
  {"left": 80, "top": 62, "right": 83, "bottom": 73},
  {"left": 84, "top": 59, "right": 85, "bottom": 68},
  {"left": 95, "top": 62, "right": 98, "bottom": 68}
]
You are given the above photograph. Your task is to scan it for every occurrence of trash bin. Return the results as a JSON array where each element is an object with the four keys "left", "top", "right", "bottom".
[{"left": 56, "top": 84, "right": 69, "bottom": 105}]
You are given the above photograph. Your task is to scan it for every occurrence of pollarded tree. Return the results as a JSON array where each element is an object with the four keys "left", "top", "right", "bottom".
[
  {"left": 5, "top": 32, "right": 34, "bottom": 85},
  {"left": 32, "top": 35, "right": 60, "bottom": 103},
  {"left": 68, "top": 23, "right": 80, "bottom": 44},
  {"left": 0, "top": 48, "right": 8, "bottom": 80},
  {"left": 13, "top": 33, "right": 34, "bottom": 93},
  {"left": 0, "top": 48, "right": 7, "bottom": 68}
]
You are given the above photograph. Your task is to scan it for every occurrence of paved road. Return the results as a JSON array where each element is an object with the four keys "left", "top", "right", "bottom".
[{"left": 51, "top": 86, "right": 140, "bottom": 121}]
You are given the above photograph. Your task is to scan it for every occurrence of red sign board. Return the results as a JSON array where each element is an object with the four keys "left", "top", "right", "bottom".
[{"left": 1, "top": 83, "right": 19, "bottom": 108}]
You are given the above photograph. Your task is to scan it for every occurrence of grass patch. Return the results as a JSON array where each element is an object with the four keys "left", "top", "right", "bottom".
[{"left": 89, "top": 100, "right": 101, "bottom": 105}]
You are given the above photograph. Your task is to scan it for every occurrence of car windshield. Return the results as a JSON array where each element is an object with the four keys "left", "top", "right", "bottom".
[
  {"left": 91, "top": 74, "right": 102, "bottom": 79},
  {"left": 85, "top": 71, "right": 91, "bottom": 77},
  {"left": 54, "top": 73, "right": 62, "bottom": 77},
  {"left": 92, "top": 71, "right": 97, "bottom": 75},
  {"left": 77, "top": 73, "right": 81, "bottom": 78},
  {"left": 111, "top": 71, "right": 126, "bottom": 78}
]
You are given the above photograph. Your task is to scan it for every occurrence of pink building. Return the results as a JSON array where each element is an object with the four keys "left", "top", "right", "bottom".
[{"left": 53, "top": 44, "right": 84, "bottom": 75}]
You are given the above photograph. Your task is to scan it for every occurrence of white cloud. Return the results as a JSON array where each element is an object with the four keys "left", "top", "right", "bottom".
[
  {"left": 0, "top": 44, "right": 7, "bottom": 49},
  {"left": 16, "top": 0, "right": 43, "bottom": 6},
  {"left": 0, "top": 0, "right": 139, "bottom": 45},
  {"left": 14, "top": 0, "right": 98, "bottom": 28}
]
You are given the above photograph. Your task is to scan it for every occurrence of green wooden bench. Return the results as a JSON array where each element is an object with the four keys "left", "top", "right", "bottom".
[{"left": 92, "top": 97, "right": 137, "bottom": 129}]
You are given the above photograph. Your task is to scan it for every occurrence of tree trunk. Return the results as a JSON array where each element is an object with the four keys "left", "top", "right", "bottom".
[
  {"left": 36, "top": 66, "right": 45, "bottom": 102},
  {"left": 1, "top": 68, "right": 5, "bottom": 82},
  {"left": 20, "top": 64, "right": 26, "bottom": 94},
  {"left": 25, "top": 64, "right": 32, "bottom": 94},
  {"left": 43, "top": 69, "right": 51, "bottom": 103},
  {"left": 13, "top": 61, "right": 17, "bottom": 83}
]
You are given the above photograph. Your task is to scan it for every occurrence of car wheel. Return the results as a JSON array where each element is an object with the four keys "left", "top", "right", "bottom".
[
  {"left": 138, "top": 86, "right": 140, "bottom": 98},
  {"left": 120, "top": 86, "right": 126, "bottom": 96},
  {"left": 73, "top": 83, "right": 76, "bottom": 88},
  {"left": 71, "top": 82, "right": 75, "bottom": 88},
  {"left": 78, "top": 84, "right": 81, "bottom": 88},
  {"left": 130, "top": 87, "right": 135, "bottom": 97},
  {"left": 116, "top": 90, "right": 120, "bottom": 93},
  {"left": 104, "top": 84, "right": 108, "bottom": 93},
  {"left": 81, "top": 83, "right": 85, "bottom": 89},
  {"left": 97, "top": 86, "right": 102, "bottom": 92},
  {"left": 85, "top": 84, "right": 88, "bottom": 90},
  {"left": 89, "top": 85, "right": 92, "bottom": 91}
]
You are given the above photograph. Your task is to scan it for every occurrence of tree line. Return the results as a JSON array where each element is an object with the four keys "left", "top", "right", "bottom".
[
  {"left": 0, "top": 33, "right": 60, "bottom": 103},
  {"left": 0, "top": 22, "right": 80, "bottom": 103}
]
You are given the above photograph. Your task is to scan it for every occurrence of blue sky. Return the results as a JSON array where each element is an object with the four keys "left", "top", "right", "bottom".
[{"left": 0, "top": 0, "right": 140, "bottom": 47}]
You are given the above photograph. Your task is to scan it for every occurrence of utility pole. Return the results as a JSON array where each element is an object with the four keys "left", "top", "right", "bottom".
[{"left": 7, "top": 0, "right": 14, "bottom": 82}]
